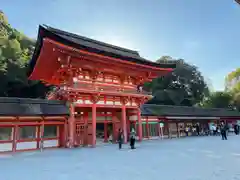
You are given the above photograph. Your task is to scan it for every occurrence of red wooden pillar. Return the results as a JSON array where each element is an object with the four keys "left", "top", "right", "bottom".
[
  {"left": 68, "top": 103, "right": 76, "bottom": 148},
  {"left": 137, "top": 109, "right": 143, "bottom": 141},
  {"left": 83, "top": 112, "right": 88, "bottom": 146},
  {"left": 122, "top": 105, "right": 127, "bottom": 143},
  {"left": 92, "top": 103, "right": 97, "bottom": 147},
  {"left": 146, "top": 117, "right": 149, "bottom": 139},
  {"left": 112, "top": 111, "right": 117, "bottom": 143}
]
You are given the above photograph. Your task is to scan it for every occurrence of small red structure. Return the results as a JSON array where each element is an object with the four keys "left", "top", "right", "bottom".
[
  {"left": 0, "top": 98, "right": 68, "bottom": 153},
  {"left": 28, "top": 25, "right": 176, "bottom": 147},
  {"left": 141, "top": 104, "right": 240, "bottom": 138}
]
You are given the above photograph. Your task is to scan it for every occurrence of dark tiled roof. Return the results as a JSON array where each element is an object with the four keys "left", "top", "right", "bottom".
[
  {"left": 46, "top": 25, "right": 142, "bottom": 59},
  {"left": 0, "top": 97, "right": 69, "bottom": 116},
  {"left": 141, "top": 104, "right": 240, "bottom": 117},
  {"left": 28, "top": 25, "right": 176, "bottom": 76}
]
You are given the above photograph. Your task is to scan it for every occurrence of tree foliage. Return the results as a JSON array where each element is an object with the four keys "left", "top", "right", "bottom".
[
  {"left": 145, "top": 56, "right": 209, "bottom": 106},
  {"left": 0, "top": 11, "right": 49, "bottom": 98},
  {"left": 201, "top": 91, "right": 233, "bottom": 109}
]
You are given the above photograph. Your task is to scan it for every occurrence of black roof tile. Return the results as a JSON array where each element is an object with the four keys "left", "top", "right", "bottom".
[
  {"left": 0, "top": 97, "right": 69, "bottom": 116},
  {"left": 141, "top": 104, "right": 240, "bottom": 118},
  {"left": 28, "top": 25, "right": 176, "bottom": 77}
]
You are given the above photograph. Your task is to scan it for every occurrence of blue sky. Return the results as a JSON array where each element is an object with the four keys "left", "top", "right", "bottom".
[{"left": 2, "top": 0, "right": 240, "bottom": 90}]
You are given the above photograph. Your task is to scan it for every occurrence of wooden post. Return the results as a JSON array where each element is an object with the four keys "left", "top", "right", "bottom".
[
  {"left": 92, "top": 103, "right": 97, "bottom": 147},
  {"left": 40, "top": 117, "right": 45, "bottom": 152},
  {"left": 122, "top": 105, "right": 127, "bottom": 143},
  {"left": 12, "top": 124, "right": 18, "bottom": 152},
  {"left": 146, "top": 116, "right": 149, "bottom": 139},
  {"left": 36, "top": 125, "right": 41, "bottom": 149},
  {"left": 137, "top": 108, "right": 143, "bottom": 141},
  {"left": 68, "top": 104, "right": 75, "bottom": 148}
]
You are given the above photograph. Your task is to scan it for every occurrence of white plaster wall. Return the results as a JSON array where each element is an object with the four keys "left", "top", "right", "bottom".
[
  {"left": 97, "top": 100, "right": 105, "bottom": 105},
  {"left": 106, "top": 116, "right": 112, "bottom": 121},
  {"left": 0, "top": 143, "right": 12, "bottom": 152},
  {"left": 129, "top": 115, "right": 138, "bottom": 121},
  {"left": 126, "top": 102, "right": 131, "bottom": 106},
  {"left": 106, "top": 101, "right": 113, "bottom": 105},
  {"left": 132, "top": 102, "right": 137, "bottom": 106},
  {"left": 97, "top": 116, "right": 105, "bottom": 121},
  {"left": 43, "top": 140, "right": 59, "bottom": 148},
  {"left": 76, "top": 100, "right": 84, "bottom": 104},
  {"left": 115, "top": 101, "right": 121, "bottom": 105},
  {"left": 85, "top": 100, "right": 92, "bottom": 104},
  {"left": 16, "top": 142, "right": 37, "bottom": 150},
  {"left": 105, "top": 79, "right": 112, "bottom": 82}
]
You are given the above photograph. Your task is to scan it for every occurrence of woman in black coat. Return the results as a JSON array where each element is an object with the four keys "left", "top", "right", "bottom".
[{"left": 118, "top": 129, "right": 123, "bottom": 149}]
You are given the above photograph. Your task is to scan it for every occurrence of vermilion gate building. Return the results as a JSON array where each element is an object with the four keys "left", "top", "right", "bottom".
[{"left": 28, "top": 25, "right": 176, "bottom": 147}]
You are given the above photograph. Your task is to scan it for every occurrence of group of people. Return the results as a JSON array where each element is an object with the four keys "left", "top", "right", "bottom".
[
  {"left": 116, "top": 122, "right": 240, "bottom": 149},
  {"left": 184, "top": 124, "right": 200, "bottom": 136},
  {"left": 181, "top": 122, "right": 240, "bottom": 141},
  {"left": 118, "top": 128, "right": 136, "bottom": 150}
]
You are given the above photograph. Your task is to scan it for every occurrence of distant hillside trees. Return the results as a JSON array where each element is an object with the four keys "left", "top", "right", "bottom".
[{"left": 0, "top": 10, "right": 49, "bottom": 98}]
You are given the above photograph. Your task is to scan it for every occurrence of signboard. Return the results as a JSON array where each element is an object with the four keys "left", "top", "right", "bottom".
[
  {"left": 160, "top": 122, "right": 164, "bottom": 128},
  {"left": 159, "top": 122, "right": 164, "bottom": 139}
]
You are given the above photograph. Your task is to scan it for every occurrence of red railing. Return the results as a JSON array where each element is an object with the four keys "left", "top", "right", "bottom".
[{"left": 70, "top": 83, "right": 152, "bottom": 95}]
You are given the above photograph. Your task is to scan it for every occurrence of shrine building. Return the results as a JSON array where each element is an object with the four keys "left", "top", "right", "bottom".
[{"left": 28, "top": 25, "right": 176, "bottom": 147}]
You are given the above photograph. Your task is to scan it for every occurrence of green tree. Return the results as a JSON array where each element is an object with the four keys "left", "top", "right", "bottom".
[
  {"left": 0, "top": 10, "right": 49, "bottom": 98},
  {"left": 201, "top": 91, "right": 233, "bottom": 109},
  {"left": 145, "top": 56, "right": 209, "bottom": 106}
]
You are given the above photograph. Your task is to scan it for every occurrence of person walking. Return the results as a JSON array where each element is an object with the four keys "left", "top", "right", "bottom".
[
  {"left": 234, "top": 124, "right": 238, "bottom": 135},
  {"left": 185, "top": 126, "right": 189, "bottom": 136},
  {"left": 118, "top": 128, "right": 124, "bottom": 149},
  {"left": 220, "top": 122, "right": 228, "bottom": 140},
  {"left": 196, "top": 123, "right": 200, "bottom": 136},
  {"left": 212, "top": 124, "right": 217, "bottom": 136},
  {"left": 130, "top": 128, "right": 136, "bottom": 149}
]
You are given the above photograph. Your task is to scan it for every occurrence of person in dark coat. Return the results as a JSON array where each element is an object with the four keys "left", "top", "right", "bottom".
[
  {"left": 118, "top": 128, "right": 124, "bottom": 149},
  {"left": 234, "top": 124, "right": 240, "bottom": 135},
  {"left": 220, "top": 122, "right": 228, "bottom": 140},
  {"left": 130, "top": 128, "right": 136, "bottom": 149},
  {"left": 234, "top": 124, "right": 238, "bottom": 135},
  {"left": 196, "top": 123, "right": 200, "bottom": 136},
  {"left": 237, "top": 124, "right": 240, "bottom": 135}
]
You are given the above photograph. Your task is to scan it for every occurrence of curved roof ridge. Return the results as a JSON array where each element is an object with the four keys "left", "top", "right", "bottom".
[{"left": 43, "top": 24, "right": 140, "bottom": 56}]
